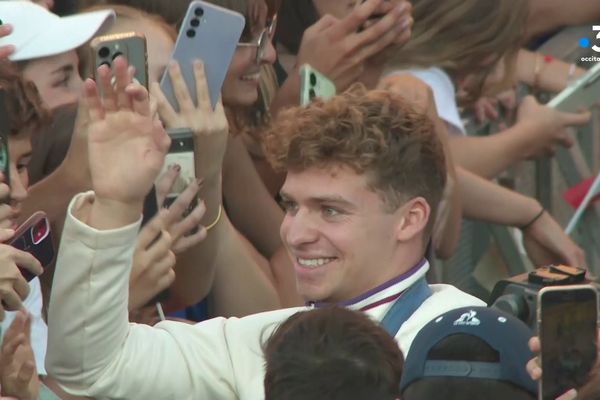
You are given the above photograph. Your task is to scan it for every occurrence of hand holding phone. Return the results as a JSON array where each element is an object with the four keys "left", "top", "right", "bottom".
[
  {"left": 537, "top": 285, "right": 598, "bottom": 399},
  {"left": 9, "top": 212, "right": 54, "bottom": 282}
]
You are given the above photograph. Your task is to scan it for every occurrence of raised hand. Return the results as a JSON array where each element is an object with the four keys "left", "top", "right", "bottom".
[
  {"left": 151, "top": 60, "right": 229, "bottom": 180},
  {"left": 84, "top": 56, "right": 170, "bottom": 218},
  {"left": 296, "top": 0, "right": 412, "bottom": 91},
  {"left": 0, "top": 311, "right": 39, "bottom": 400}
]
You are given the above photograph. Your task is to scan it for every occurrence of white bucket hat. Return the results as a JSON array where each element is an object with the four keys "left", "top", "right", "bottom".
[{"left": 0, "top": 1, "right": 115, "bottom": 61}]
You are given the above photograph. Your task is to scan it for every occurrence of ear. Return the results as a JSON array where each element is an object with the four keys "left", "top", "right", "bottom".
[{"left": 394, "top": 197, "right": 431, "bottom": 243}]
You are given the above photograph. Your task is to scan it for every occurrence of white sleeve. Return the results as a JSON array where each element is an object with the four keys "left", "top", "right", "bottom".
[
  {"left": 387, "top": 68, "right": 466, "bottom": 135},
  {"left": 45, "top": 192, "right": 240, "bottom": 399}
]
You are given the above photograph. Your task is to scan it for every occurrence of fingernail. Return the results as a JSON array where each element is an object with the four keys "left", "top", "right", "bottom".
[{"left": 533, "top": 366, "right": 542, "bottom": 377}]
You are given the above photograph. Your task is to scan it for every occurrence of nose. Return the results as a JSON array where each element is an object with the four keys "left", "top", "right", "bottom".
[
  {"left": 281, "top": 210, "right": 319, "bottom": 248},
  {"left": 9, "top": 167, "right": 28, "bottom": 205},
  {"left": 260, "top": 38, "right": 277, "bottom": 65}
]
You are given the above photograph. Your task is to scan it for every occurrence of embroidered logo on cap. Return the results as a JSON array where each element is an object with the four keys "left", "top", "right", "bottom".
[{"left": 453, "top": 310, "right": 481, "bottom": 327}]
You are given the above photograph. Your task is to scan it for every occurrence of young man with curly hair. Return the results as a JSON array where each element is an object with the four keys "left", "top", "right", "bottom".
[{"left": 46, "top": 84, "right": 483, "bottom": 399}]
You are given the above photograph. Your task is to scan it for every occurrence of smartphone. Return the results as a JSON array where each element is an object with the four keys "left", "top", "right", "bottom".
[
  {"left": 299, "top": 64, "right": 336, "bottom": 106},
  {"left": 0, "top": 89, "right": 9, "bottom": 189},
  {"left": 160, "top": 1, "right": 245, "bottom": 111},
  {"left": 9, "top": 212, "right": 54, "bottom": 282},
  {"left": 537, "top": 285, "right": 598, "bottom": 400},
  {"left": 547, "top": 61, "right": 600, "bottom": 112},
  {"left": 158, "top": 128, "right": 198, "bottom": 224},
  {"left": 90, "top": 32, "right": 149, "bottom": 90}
]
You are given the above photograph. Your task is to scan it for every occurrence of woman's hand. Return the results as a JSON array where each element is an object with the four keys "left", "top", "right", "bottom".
[
  {"left": 0, "top": 311, "right": 39, "bottom": 400},
  {"left": 151, "top": 61, "right": 229, "bottom": 180}
]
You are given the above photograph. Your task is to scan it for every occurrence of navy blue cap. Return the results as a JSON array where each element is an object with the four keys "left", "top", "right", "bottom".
[{"left": 400, "top": 306, "right": 537, "bottom": 394}]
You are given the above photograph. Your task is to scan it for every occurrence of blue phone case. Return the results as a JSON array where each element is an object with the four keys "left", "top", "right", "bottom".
[{"left": 159, "top": 1, "right": 245, "bottom": 110}]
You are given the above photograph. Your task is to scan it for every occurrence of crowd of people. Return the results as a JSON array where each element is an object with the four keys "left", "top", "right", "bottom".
[{"left": 0, "top": 0, "right": 598, "bottom": 399}]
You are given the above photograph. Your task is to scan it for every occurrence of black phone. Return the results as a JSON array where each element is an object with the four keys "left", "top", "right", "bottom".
[
  {"left": 9, "top": 212, "right": 54, "bottom": 281},
  {"left": 0, "top": 89, "right": 10, "bottom": 189},
  {"left": 537, "top": 285, "right": 598, "bottom": 399}
]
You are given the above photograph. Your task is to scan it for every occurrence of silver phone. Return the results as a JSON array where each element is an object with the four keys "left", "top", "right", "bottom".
[{"left": 159, "top": 1, "right": 245, "bottom": 110}]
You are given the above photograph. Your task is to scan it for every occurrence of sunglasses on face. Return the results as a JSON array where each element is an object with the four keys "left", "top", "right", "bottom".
[{"left": 237, "top": 14, "right": 277, "bottom": 64}]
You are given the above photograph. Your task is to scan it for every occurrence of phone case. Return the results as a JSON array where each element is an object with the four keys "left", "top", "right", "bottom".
[
  {"left": 537, "top": 285, "right": 598, "bottom": 400},
  {"left": 299, "top": 64, "right": 337, "bottom": 106},
  {"left": 157, "top": 128, "right": 198, "bottom": 234},
  {"left": 0, "top": 90, "right": 9, "bottom": 189},
  {"left": 9, "top": 212, "right": 54, "bottom": 281},
  {"left": 90, "top": 32, "right": 149, "bottom": 90},
  {"left": 547, "top": 61, "right": 600, "bottom": 112},
  {"left": 160, "top": 1, "right": 245, "bottom": 110}
]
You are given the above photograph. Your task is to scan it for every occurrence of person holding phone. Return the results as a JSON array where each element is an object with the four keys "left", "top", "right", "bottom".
[{"left": 0, "top": 61, "right": 48, "bottom": 379}]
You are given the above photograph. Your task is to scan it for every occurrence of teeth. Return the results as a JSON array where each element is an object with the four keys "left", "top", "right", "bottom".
[
  {"left": 241, "top": 73, "right": 260, "bottom": 82},
  {"left": 297, "top": 257, "right": 335, "bottom": 268}
]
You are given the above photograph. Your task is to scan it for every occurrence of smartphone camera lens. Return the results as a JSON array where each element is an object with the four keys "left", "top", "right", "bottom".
[
  {"left": 98, "top": 46, "right": 110, "bottom": 58},
  {"left": 186, "top": 29, "right": 196, "bottom": 38},
  {"left": 32, "top": 219, "right": 49, "bottom": 244},
  {"left": 194, "top": 7, "right": 204, "bottom": 17},
  {"left": 191, "top": 18, "right": 200, "bottom": 27},
  {"left": 111, "top": 51, "right": 123, "bottom": 61},
  {"left": 309, "top": 73, "right": 317, "bottom": 86},
  {"left": 309, "top": 89, "right": 316, "bottom": 99}
]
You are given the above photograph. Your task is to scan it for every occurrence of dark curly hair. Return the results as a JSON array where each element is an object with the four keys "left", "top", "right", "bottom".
[{"left": 263, "top": 85, "right": 446, "bottom": 236}]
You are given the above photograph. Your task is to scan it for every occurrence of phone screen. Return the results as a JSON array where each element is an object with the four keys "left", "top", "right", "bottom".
[
  {"left": 539, "top": 287, "right": 598, "bottom": 399},
  {"left": 161, "top": 130, "right": 196, "bottom": 208}
]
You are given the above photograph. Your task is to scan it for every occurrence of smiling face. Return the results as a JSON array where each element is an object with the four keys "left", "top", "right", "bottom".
[
  {"left": 279, "top": 165, "right": 408, "bottom": 303},
  {"left": 21, "top": 50, "right": 82, "bottom": 111},
  {"left": 222, "top": 3, "right": 277, "bottom": 107},
  {"left": 6, "top": 129, "right": 32, "bottom": 228}
]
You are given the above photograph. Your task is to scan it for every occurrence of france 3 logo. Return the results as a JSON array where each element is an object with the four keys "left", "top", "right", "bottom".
[{"left": 580, "top": 26, "right": 600, "bottom": 53}]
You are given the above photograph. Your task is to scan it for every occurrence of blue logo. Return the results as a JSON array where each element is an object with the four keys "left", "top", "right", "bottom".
[{"left": 580, "top": 37, "right": 590, "bottom": 48}]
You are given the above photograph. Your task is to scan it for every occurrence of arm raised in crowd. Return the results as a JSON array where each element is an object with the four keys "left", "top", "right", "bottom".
[
  {"left": 45, "top": 67, "right": 288, "bottom": 399},
  {"left": 271, "top": 0, "right": 412, "bottom": 114},
  {"left": 152, "top": 61, "right": 280, "bottom": 312}
]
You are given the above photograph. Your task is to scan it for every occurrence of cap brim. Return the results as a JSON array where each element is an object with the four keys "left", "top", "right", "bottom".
[{"left": 11, "top": 9, "right": 115, "bottom": 62}]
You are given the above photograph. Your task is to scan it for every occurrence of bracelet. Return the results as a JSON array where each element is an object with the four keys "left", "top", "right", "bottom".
[
  {"left": 205, "top": 205, "right": 223, "bottom": 231},
  {"left": 519, "top": 208, "right": 545, "bottom": 231}
]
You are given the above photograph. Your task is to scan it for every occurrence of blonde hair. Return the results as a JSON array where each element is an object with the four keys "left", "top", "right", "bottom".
[{"left": 388, "top": 0, "right": 528, "bottom": 100}]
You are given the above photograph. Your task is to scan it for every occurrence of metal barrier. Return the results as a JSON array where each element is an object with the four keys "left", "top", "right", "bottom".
[{"left": 438, "top": 25, "right": 600, "bottom": 299}]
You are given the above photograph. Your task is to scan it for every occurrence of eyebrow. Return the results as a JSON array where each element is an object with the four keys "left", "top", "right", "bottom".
[
  {"left": 51, "top": 64, "right": 74, "bottom": 75},
  {"left": 279, "top": 191, "right": 357, "bottom": 210}
]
